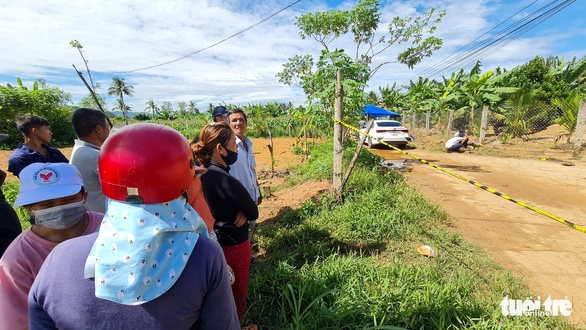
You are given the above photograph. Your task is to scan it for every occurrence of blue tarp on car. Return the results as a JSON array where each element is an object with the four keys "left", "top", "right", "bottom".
[{"left": 362, "top": 104, "right": 401, "bottom": 118}]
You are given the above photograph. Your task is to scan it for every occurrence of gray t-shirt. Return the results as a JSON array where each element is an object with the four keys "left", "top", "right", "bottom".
[
  {"left": 28, "top": 232, "right": 239, "bottom": 329},
  {"left": 70, "top": 140, "right": 106, "bottom": 213}
]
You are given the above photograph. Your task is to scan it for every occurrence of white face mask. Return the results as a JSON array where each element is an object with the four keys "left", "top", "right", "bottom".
[{"left": 32, "top": 200, "right": 87, "bottom": 230}]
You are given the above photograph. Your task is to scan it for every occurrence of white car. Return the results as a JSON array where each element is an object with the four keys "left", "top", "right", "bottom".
[{"left": 360, "top": 120, "right": 411, "bottom": 149}]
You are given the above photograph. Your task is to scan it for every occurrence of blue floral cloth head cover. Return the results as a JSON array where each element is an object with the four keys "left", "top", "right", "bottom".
[{"left": 84, "top": 196, "right": 209, "bottom": 305}]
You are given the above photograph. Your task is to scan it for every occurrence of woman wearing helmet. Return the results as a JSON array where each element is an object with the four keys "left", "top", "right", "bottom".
[
  {"left": 192, "top": 123, "right": 259, "bottom": 321},
  {"left": 28, "top": 123, "right": 239, "bottom": 329}
]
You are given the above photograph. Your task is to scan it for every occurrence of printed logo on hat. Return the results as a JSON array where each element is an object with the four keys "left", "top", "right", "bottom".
[{"left": 33, "top": 167, "right": 60, "bottom": 185}]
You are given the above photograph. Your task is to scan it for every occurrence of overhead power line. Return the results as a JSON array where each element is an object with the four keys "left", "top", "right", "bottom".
[
  {"left": 414, "top": 0, "right": 539, "bottom": 80},
  {"left": 118, "top": 0, "right": 302, "bottom": 74},
  {"left": 405, "top": 0, "right": 575, "bottom": 84}
]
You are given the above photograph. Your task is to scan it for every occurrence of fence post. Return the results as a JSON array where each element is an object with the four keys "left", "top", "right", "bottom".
[
  {"left": 480, "top": 105, "right": 489, "bottom": 144},
  {"left": 425, "top": 111, "right": 431, "bottom": 136},
  {"left": 446, "top": 109, "right": 454, "bottom": 139},
  {"left": 333, "top": 70, "right": 344, "bottom": 197},
  {"left": 412, "top": 112, "right": 416, "bottom": 134},
  {"left": 574, "top": 98, "right": 586, "bottom": 156}
]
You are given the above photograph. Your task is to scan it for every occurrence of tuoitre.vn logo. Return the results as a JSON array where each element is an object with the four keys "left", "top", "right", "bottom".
[{"left": 500, "top": 296, "right": 572, "bottom": 316}]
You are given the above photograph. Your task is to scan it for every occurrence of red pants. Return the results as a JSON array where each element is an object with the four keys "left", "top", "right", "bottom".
[{"left": 222, "top": 240, "right": 251, "bottom": 320}]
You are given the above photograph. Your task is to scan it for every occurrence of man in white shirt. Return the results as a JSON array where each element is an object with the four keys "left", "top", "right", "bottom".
[
  {"left": 70, "top": 108, "right": 111, "bottom": 213},
  {"left": 445, "top": 135, "right": 469, "bottom": 153},
  {"left": 227, "top": 109, "right": 262, "bottom": 241}
]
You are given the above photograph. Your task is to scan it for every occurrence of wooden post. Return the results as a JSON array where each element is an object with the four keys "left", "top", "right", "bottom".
[
  {"left": 446, "top": 109, "right": 454, "bottom": 139},
  {"left": 333, "top": 70, "right": 344, "bottom": 197},
  {"left": 425, "top": 110, "right": 431, "bottom": 136},
  {"left": 341, "top": 120, "right": 374, "bottom": 190},
  {"left": 480, "top": 105, "right": 489, "bottom": 144},
  {"left": 411, "top": 112, "right": 416, "bottom": 134},
  {"left": 574, "top": 99, "right": 586, "bottom": 156},
  {"left": 72, "top": 64, "right": 113, "bottom": 128}
]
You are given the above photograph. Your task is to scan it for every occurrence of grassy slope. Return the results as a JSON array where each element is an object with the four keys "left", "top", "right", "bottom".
[{"left": 245, "top": 139, "right": 574, "bottom": 329}]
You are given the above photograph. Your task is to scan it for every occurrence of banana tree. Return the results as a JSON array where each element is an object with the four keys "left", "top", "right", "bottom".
[
  {"left": 290, "top": 105, "right": 316, "bottom": 160},
  {"left": 553, "top": 89, "right": 585, "bottom": 144},
  {"left": 456, "top": 62, "right": 516, "bottom": 134}
]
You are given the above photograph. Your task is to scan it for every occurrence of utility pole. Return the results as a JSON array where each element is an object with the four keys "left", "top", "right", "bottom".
[{"left": 333, "top": 70, "right": 344, "bottom": 197}]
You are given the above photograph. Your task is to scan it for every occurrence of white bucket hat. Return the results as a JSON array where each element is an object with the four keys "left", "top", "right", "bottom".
[{"left": 14, "top": 163, "right": 83, "bottom": 206}]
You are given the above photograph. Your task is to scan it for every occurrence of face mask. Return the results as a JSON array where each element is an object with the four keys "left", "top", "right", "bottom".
[
  {"left": 221, "top": 147, "right": 238, "bottom": 166},
  {"left": 32, "top": 200, "right": 87, "bottom": 230}
]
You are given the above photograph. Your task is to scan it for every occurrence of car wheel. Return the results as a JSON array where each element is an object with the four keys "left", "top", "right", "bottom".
[{"left": 398, "top": 144, "right": 407, "bottom": 150}]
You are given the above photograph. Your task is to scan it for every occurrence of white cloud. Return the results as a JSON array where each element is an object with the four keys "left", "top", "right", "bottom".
[{"left": 1, "top": 0, "right": 584, "bottom": 110}]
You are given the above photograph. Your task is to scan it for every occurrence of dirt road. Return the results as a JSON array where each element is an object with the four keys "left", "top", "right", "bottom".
[{"left": 368, "top": 146, "right": 586, "bottom": 326}]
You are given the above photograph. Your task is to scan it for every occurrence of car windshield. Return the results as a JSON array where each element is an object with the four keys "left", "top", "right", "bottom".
[{"left": 376, "top": 121, "right": 402, "bottom": 127}]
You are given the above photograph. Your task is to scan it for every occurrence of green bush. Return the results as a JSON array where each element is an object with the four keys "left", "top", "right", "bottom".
[
  {"left": 132, "top": 113, "right": 151, "bottom": 121},
  {"left": 0, "top": 83, "right": 76, "bottom": 148},
  {"left": 2, "top": 181, "right": 31, "bottom": 229}
]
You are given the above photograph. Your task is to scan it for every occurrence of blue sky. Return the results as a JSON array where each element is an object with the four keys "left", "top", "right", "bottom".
[{"left": 1, "top": 0, "right": 584, "bottom": 112}]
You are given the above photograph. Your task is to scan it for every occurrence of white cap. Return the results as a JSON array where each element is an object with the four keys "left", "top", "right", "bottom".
[{"left": 14, "top": 163, "right": 84, "bottom": 206}]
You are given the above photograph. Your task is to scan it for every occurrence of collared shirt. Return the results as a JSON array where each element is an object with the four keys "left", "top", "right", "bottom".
[
  {"left": 229, "top": 136, "right": 260, "bottom": 201},
  {"left": 7, "top": 142, "right": 69, "bottom": 178},
  {"left": 70, "top": 139, "right": 106, "bottom": 213}
]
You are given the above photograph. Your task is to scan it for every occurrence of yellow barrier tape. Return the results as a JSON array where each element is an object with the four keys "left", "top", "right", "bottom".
[{"left": 335, "top": 119, "right": 586, "bottom": 234}]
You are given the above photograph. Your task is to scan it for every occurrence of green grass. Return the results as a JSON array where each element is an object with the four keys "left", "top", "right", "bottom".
[
  {"left": 2, "top": 180, "right": 31, "bottom": 230},
  {"left": 244, "top": 138, "right": 575, "bottom": 329}
]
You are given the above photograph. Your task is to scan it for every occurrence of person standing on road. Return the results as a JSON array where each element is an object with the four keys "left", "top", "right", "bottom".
[
  {"left": 7, "top": 115, "right": 69, "bottom": 178},
  {"left": 70, "top": 108, "right": 111, "bottom": 213},
  {"left": 192, "top": 123, "right": 258, "bottom": 321},
  {"left": 227, "top": 109, "right": 262, "bottom": 241}
]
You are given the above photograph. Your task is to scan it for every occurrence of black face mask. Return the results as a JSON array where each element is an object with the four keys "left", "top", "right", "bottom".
[{"left": 221, "top": 147, "right": 238, "bottom": 166}]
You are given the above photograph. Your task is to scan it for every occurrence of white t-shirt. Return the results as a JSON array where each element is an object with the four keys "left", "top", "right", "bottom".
[{"left": 445, "top": 137, "right": 463, "bottom": 149}]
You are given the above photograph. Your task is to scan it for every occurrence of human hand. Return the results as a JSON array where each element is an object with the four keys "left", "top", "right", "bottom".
[
  {"left": 257, "top": 190, "right": 263, "bottom": 206},
  {"left": 235, "top": 211, "right": 247, "bottom": 227}
]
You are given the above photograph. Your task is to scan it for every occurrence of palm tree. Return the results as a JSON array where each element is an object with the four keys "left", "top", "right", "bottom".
[
  {"left": 108, "top": 76, "right": 134, "bottom": 123},
  {"left": 144, "top": 99, "right": 159, "bottom": 118},
  {"left": 115, "top": 99, "right": 132, "bottom": 121}
]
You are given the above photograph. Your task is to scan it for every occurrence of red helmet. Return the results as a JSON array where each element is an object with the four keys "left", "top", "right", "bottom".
[{"left": 99, "top": 123, "right": 196, "bottom": 204}]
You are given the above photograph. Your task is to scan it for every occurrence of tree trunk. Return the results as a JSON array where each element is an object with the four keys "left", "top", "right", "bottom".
[
  {"left": 446, "top": 109, "right": 454, "bottom": 139},
  {"left": 425, "top": 111, "right": 431, "bottom": 136},
  {"left": 333, "top": 70, "right": 344, "bottom": 197},
  {"left": 480, "top": 105, "right": 489, "bottom": 144},
  {"left": 574, "top": 99, "right": 586, "bottom": 157}
]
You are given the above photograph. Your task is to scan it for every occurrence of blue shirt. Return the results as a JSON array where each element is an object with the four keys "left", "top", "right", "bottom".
[
  {"left": 228, "top": 136, "right": 260, "bottom": 201},
  {"left": 8, "top": 142, "right": 69, "bottom": 178}
]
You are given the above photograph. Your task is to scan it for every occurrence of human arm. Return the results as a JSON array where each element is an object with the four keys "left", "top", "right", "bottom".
[
  {"left": 234, "top": 211, "right": 247, "bottom": 227},
  {"left": 0, "top": 263, "right": 35, "bottom": 329},
  {"left": 225, "top": 177, "right": 258, "bottom": 221},
  {"left": 7, "top": 156, "right": 28, "bottom": 178}
]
